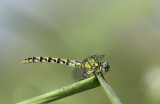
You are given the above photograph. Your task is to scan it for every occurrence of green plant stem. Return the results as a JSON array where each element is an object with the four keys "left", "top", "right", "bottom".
[
  {"left": 17, "top": 76, "right": 100, "bottom": 104},
  {"left": 97, "top": 75, "right": 122, "bottom": 104}
]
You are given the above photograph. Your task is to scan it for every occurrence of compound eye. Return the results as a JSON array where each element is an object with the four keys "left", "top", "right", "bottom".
[{"left": 103, "top": 61, "right": 108, "bottom": 69}]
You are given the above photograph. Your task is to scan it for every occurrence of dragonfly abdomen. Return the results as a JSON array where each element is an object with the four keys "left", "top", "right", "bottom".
[{"left": 22, "top": 57, "right": 82, "bottom": 67}]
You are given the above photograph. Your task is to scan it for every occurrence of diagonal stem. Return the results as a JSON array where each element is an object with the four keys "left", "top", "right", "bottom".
[
  {"left": 97, "top": 75, "right": 122, "bottom": 104},
  {"left": 17, "top": 76, "right": 100, "bottom": 104}
]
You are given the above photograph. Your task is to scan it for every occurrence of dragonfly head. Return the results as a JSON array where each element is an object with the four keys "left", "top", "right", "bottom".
[{"left": 102, "top": 61, "right": 110, "bottom": 71}]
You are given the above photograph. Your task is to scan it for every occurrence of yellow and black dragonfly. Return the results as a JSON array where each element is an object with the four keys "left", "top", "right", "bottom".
[{"left": 22, "top": 55, "right": 110, "bottom": 81}]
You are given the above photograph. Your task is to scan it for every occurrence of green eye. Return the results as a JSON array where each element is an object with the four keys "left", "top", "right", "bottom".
[{"left": 103, "top": 61, "right": 108, "bottom": 69}]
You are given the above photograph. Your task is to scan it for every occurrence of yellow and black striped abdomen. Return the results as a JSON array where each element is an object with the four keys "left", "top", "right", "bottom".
[{"left": 22, "top": 57, "right": 82, "bottom": 68}]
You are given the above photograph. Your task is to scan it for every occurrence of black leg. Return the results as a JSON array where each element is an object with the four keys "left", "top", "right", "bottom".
[
  {"left": 93, "top": 71, "right": 97, "bottom": 77},
  {"left": 100, "top": 72, "right": 106, "bottom": 81},
  {"left": 83, "top": 74, "right": 87, "bottom": 79}
]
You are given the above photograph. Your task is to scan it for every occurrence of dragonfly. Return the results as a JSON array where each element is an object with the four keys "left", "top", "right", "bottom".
[{"left": 22, "top": 55, "right": 110, "bottom": 81}]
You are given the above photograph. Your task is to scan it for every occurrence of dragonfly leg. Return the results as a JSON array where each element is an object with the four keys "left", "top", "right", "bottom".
[
  {"left": 84, "top": 72, "right": 91, "bottom": 79},
  {"left": 93, "top": 71, "right": 97, "bottom": 77},
  {"left": 100, "top": 72, "right": 106, "bottom": 81},
  {"left": 83, "top": 75, "right": 87, "bottom": 79},
  {"left": 82, "top": 72, "right": 87, "bottom": 80}
]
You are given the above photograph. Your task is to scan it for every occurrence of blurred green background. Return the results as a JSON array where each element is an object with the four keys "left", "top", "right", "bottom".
[{"left": 0, "top": 0, "right": 160, "bottom": 104}]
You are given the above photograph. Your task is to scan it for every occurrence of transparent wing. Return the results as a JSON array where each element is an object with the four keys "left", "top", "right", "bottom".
[
  {"left": 90, "top": 55, "right": 105, "bottom": 62},
  {"left": 71, "top": 55, "right": 105, "bottom": 81},
  {"left": 71, "top": 67, "right": 87, "bottom": 81}
]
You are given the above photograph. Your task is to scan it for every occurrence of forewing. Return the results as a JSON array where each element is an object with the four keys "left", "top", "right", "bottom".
[{"left": 91, "top": 55, "right": 105, "bottom": 62}]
